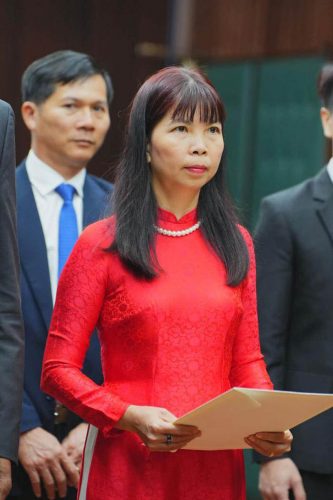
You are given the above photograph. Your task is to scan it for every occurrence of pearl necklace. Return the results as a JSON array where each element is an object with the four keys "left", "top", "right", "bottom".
[{"left": 154, "top": 221, "right": 201, "bottom": 237}]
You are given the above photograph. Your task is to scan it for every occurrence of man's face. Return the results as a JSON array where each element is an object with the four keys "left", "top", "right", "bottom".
[{"left": 22, "top": 74, "right": 110, "bottom": 178}]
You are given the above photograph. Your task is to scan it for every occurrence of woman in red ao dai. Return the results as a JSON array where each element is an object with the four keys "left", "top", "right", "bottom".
[{"left": 42, "top": 66, "right": 292, "bottom": 499}]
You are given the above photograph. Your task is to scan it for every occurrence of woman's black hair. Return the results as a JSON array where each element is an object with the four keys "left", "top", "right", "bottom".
[{"left": 109, "top": 66, "right": 249, "bottom": 285}]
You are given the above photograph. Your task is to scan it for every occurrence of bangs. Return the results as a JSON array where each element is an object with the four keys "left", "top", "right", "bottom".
[
  {"left": 171, "top": 83, "right": 225, "bottom": 124},
  {"left": 142, "top": 66, "right": 226, "bottom": 137}
]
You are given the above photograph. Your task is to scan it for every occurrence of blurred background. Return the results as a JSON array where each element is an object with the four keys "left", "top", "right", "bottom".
[{"left": 1, "top": 1, "right": 332, "bottom": 497}]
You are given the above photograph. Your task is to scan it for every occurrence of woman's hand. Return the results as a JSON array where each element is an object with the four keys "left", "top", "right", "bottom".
[
  {"left": 244, "top": 430, "right": 293, "bottom": 457},
  {"left": 116, "top": 405, "right": 201, "bottom": 451}
]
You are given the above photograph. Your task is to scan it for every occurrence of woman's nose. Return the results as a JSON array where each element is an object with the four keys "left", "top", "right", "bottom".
[{"left": 190, "top": 136, "right": 207, "bottom": 155}]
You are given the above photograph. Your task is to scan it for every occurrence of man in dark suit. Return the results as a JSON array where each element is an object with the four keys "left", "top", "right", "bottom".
[
  {"left": 255, "top": 63, "right": 333, "bottom": 500},
  {"left": 9, "top": 51, "right": 113, "bottom": 500},
  {"left": 0, "top": 100, "right": 24, "bottom": 499}
]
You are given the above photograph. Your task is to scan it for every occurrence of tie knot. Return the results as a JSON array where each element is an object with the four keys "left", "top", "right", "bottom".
[{"left": 55, "top": 183, "right": 76, "bottom": 202}]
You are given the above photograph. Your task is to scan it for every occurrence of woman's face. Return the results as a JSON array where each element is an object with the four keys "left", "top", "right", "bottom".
[{"left": 148, "top": 107, "right": 224, "bottom": 200}]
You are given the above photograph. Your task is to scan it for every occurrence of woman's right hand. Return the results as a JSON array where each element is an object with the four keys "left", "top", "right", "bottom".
[{"left": 116, "top": 405, "right": 201, "bottom": 451}]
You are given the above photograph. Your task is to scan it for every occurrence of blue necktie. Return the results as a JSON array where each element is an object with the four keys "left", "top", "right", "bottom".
[{"left": 55, "top": 183, "right": 78, "bottom": 277}]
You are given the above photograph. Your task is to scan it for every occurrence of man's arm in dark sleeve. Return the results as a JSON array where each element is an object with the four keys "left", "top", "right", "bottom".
[
  {"left": 0, "top": 100, "right": 24, "bottom": 463},
  {"left": 253, "top": 195, "right": 294, "bottom": 465},
  {"left": 255, "top": 195, "right": 294, "bottom": 389}
]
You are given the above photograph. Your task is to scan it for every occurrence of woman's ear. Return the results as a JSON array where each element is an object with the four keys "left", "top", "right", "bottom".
[{"left": 146, "top": 144, "right": 151, "bottom": 163}]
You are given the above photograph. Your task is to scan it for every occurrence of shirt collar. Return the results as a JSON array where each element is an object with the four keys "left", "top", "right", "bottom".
[
  {"left": 326, "top": 158, "right": 333, "bottom": 184},
  {"left": 25, "top": 150, "right": 86, "bottom": 198}
]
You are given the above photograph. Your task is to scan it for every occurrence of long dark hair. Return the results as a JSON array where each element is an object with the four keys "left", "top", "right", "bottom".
[{"left": 110, "top": 66, "right": 249, "bottom": 285}]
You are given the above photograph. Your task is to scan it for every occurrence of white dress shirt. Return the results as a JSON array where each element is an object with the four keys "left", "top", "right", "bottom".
[
  {"left": 327, "top": 157, "right": 333, "bottom": 184},
  {"left": 26, "top": 150, "right": 86, "bottom": 303}
]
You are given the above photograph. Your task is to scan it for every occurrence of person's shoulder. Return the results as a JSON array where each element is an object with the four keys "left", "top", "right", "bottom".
[
  {"left": 237, "top": 223, "right": 251, "bottom": 240},
  {"left": 237, "top": 224, "right": 254, "bottom": 250},
  {"left": 86, "top": 173, "right": 113, "bottom": 193},
  {"left": 80, "top": 216, "right": 115, "bottom": 249},
  {"left": 0, "top": 99, "right": 12, "bottom": 115},
  {"left": 0, "top": 100, "right": 14, "bottom": 135},
  {"left": 15, "top": 162, "right": 28, "bottom": 188},
  {"left": 16, "top": 160, "right": 26, "bottom": 172},
  {"left": 261, "top": 174, "right": 318, "bottom": 213}
]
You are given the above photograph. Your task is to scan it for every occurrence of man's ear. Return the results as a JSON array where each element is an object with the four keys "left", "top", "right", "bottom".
[
  {"left": 21, "top": 101, "right": 39, "bottom": 131},
  {"left": 320, "top": 107, "right": 333, "bottom": 139}
]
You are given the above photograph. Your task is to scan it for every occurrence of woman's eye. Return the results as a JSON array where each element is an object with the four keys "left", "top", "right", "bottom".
[
  {"left": 63, "top": 103, "right": 75, "bottom": 109},
  {"left": 209, "top": 126, "right": 221, "bottom": 134},
  {"left": 174, "top": 125, "right": 187, "bottom": 132}
]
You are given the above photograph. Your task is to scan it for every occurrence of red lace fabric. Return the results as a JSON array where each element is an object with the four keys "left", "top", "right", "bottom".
[{"left": 42, "top": 208, "right": 272, "bottom": 500}]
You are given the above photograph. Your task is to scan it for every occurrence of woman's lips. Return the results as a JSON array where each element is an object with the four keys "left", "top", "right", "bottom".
[{"left": 185, "top": 165, "right": 208, "bottom": 174}]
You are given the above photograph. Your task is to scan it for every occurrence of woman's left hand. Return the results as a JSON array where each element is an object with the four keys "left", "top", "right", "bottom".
[{"left": 244, "top": 430, "right": 293, "bottom": 457}]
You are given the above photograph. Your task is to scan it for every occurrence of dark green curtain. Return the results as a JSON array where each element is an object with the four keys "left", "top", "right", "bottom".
[
  {"left": 206, "top": 56, "right": 324, "bottom": 499},
  {"left": 207, "top": 56, "right": 325, "bottom": 230}
]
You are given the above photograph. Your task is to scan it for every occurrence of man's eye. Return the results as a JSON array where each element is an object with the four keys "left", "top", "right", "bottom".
[
  {"left": 63, "top": 103, "right": 75, "bottom": 109},
  {"left": 93, "top": 106, "right": 106, "bottom": 112}
]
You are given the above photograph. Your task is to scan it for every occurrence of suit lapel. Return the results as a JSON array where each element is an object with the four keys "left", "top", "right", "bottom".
[
  {"left": 16, "top": 164, "right": 53, "bottom": 328},
  {"left": 16, "top": 168, "right": 109, "bottom": 328},
  {"left": 313, "top": 167, "right": 333, "bottom": 246},
  {"left": 83, "top": 175, "right": 109, "bottom": 228}
]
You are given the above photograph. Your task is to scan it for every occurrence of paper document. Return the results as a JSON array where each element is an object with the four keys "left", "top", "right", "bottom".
[{"left": 175, "top": 387, "right": 333, "bottom": 450}]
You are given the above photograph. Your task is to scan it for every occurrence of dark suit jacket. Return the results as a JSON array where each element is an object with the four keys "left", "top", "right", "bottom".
[
  {"left": 0, "top": 101, "right": 24, "bottom": 462},
  {"left": 16, "top": 161, "right": 113, "bottom": 435},
  {"left": 255, "top": 167, "right": 333, "bottom": 474}
]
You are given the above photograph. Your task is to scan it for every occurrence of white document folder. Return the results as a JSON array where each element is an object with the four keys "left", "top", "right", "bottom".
[{"left": 175, "top": 387, "right": 333, "bottom": 450}]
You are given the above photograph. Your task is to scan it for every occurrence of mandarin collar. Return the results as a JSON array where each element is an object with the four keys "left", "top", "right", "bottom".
[{"left": 157, "top": 207, "right": 198, "bottom": 225}]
